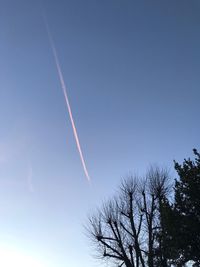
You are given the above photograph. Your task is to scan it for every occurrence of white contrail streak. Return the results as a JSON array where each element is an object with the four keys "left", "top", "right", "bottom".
[{"left": 44, "top": 16, "right": 90, "bottom": 182}]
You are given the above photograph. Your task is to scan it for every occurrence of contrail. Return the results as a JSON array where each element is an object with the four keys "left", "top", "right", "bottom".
[{"left": 44, "top": 16, "right": 90, "bottom": 182}]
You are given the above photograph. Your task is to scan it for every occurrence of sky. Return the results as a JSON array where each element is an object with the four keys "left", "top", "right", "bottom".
[{"left": 0, "top": 0, "right": 200, "bottom": 266}]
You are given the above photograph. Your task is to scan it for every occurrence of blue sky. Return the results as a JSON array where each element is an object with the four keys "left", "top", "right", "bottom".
[{"left": 0, "top": 0, "right": 200, "bottom": 266}]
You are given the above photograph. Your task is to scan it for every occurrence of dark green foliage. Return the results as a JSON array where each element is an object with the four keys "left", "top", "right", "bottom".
[
  {"left": 172, "top": 149, "right": 200, "bottom": 265},
  {"left": 153, "top": 149, "right": 200, "bottom": 266},
  {"left": 154, "top": 196, "right": 183, "bottom": 266}
]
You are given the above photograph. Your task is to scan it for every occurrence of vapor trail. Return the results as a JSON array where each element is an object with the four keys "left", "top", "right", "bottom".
[{"left": 44, "top": 16, "right": 90, "bottom": 182}]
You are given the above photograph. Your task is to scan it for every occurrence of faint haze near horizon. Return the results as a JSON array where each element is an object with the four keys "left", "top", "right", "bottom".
[{"left": 0, "top": 0, "right": 199, "bottom": 266}]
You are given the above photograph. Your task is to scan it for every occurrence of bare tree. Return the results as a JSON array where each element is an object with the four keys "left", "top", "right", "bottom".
[
  {"left": 146, "top": 167, "right": 172, "bottom": 267},
  {"left": 87, "top": 167, "right": 172, "bottom": 267}
]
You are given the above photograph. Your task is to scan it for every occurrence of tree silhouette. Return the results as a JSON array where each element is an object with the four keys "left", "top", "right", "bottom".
[
  {"left": 171, "top": 149, "right": 200, "bottom": 266},
  {"left": 87, "top": 167, "right": 171, "bottom": 267},
  {"left": 87, "top": 150, "right": 200, "bottom": 266}
]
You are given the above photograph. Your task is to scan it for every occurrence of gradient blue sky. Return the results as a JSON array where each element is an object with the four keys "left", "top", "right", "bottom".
[{"left": 0, "top": 0, "right": 200, "bottom": 266}]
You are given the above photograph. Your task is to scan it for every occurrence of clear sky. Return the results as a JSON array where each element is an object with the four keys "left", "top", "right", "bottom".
[{"left": 0, "top": 0, "right": 199, "bottom": 266}]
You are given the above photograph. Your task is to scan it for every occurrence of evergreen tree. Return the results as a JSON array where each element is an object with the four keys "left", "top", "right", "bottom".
[{"left": 173, "top": 149, "right": 200, "bottom": 265}]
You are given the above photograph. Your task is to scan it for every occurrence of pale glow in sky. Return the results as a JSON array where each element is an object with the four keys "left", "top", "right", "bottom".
[{"left": 0, "top": 247, "right": 46, "bottom": 267}]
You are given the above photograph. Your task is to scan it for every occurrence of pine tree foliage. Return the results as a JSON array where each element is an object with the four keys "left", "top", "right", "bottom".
[{"left": 173, "top": 149, "right": 200, "bottom": 265}]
